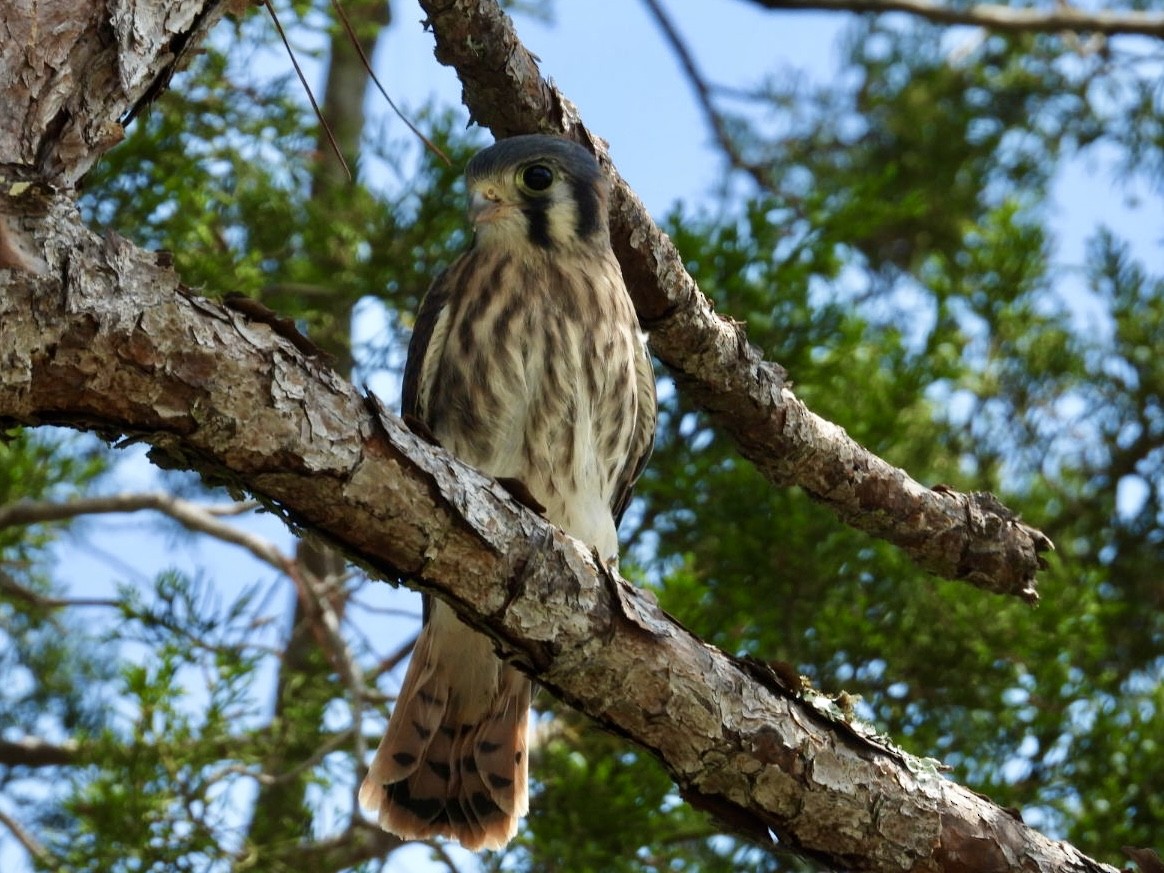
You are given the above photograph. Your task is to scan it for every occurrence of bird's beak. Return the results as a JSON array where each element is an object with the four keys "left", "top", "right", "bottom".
[{"left": 468, "top": 189, "right": 509, "bottom": 225}]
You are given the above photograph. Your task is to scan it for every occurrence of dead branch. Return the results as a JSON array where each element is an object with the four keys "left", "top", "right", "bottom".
[
  {"left": 0, "top": 493, "right": 293, "bottom": 574},
  {"left": 746, "top": 0, "right": 1164, "bottom": 39}
]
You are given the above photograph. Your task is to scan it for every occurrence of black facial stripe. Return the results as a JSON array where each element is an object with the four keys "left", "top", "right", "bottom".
[
  {"left": 570, "top": 176, "right": 601, "bottom": 239},
  {"left": 523, "top": 201, "right": 553, "bottom": 248}
]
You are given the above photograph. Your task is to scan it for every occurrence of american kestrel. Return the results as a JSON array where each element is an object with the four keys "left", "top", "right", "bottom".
[{"left": 358, "top": 135, "right": 657, "bottom": 850}]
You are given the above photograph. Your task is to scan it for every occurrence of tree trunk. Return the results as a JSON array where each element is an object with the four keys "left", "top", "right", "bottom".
[{"left": 241, "top": 0, "right": 392, "bottom": 860}]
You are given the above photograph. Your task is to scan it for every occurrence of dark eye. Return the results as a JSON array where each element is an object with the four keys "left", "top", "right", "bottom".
[{"left": 521, "top": 164, "right": 554, "bottom": 192}]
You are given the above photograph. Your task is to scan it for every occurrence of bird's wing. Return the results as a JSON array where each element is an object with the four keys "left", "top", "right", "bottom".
[
  {"left": 611, "top": 337, "right": 657, "bottom": 526},
  {"left": 401, "top": 266, "right": 456, "bottom": 421},
  {"left": 400, "top": 264, "right": 460, "bottom": 625}
]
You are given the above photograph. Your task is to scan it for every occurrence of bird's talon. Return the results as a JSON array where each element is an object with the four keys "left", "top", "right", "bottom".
[
  {"left": 497, "top": 477, "right": 547, "bottom": 515},
  {"left": 404, "top": 413, "right": 441, "bottom": 446}
]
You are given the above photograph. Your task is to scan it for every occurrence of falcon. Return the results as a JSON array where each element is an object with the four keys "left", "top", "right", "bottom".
[{"left": 358, "top": 135, "right": 657, "bottom": 850}]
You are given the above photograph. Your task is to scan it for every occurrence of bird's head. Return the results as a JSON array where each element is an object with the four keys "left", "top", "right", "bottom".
[{"left": 464, "top": 135, "right": 610, "bottom": 252}]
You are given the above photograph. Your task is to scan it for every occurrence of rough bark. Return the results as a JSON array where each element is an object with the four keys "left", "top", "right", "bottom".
[
  {"left": 0, "top": 1, "right": 1105, "bottom": 870},
  {"left": 417, "top": 0, "right": 1053, "bottom": 603}
]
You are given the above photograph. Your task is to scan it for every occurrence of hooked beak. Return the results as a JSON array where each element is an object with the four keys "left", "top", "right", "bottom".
[{"left": 468, "top": 189, "right": 511, "bottom": 225}]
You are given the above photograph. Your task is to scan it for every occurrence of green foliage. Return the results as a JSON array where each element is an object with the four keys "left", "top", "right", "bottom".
[
  {"left": 43, "top": 572, "right": 277, "bottom": 873},
  {"left": 1, "top": 432, "right": 111, "bottom": 735}
]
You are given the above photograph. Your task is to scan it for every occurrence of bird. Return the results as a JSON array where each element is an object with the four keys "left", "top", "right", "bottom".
[{"left": 357, "top": 134, "right": 657, "bottom": 851}]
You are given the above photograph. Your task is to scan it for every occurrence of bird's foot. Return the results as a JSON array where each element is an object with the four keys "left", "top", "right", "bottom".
[
  {"left": 496, "top": 477, "right": 547, "bottom": 515},
  {"left": 403, "top": 413, "right": 441, "bottom": 447}
]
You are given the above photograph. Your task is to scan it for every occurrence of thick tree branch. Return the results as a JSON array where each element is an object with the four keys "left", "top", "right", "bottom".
[
  {"left": 0, "top": 196, "right": 1117, "bottom": 871},
  {"left": 418, "top": 0, "right": 1052, "bottom": 602},
  {"left": 0, "top": 2, "right": 223, "bottom": 187},
  {"left": 745, "top": 0, "right": 1164, "bottom": 39}
]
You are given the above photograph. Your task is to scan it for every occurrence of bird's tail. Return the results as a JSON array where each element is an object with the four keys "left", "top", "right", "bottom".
[{"left": 358, "top": 612, "right": 531, "bottom": 851}]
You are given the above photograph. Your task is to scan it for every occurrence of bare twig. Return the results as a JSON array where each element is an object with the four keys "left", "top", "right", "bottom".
[
  {"left": 0, "top": 492, "right": 294, "bottom": 574},
  {"left": 0, "top": 736, "right": 79, "bottom": 767},
  {"left": 262, "top": 0, "right": 352, "bottom": 181},
  {"left": 0, "top": 806, "right": 55, "bottom": 869},
  {"left": 430, "top": 841, "right": 465, "bottom": 873},
  {"left": 746, "top": 0, "right": 1164, "bottom": 39},
  {"left": 0, "top": 567, "right": 120, "bottom": 609},
  {"left": 286, "top": 541, "right": 372, "bottom": 811},
  {"left": 329, "top": 0, "right": 451, "bottom": 165},
  {"left": 209, "top": 726, "right": 357, "bottom": 789},
  {"left": 639, "top": 0, "right": 774, "bottom": 189}
]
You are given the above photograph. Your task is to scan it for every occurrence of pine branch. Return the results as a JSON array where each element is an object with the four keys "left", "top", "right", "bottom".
[
  {"left": 0, "top": 1, "right": 1107, "bottom": 868},
  {"left": 746, "top": 0, "right": 1164, "bottom": 39}
]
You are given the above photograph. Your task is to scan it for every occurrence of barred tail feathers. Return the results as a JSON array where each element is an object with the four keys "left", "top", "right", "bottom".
[{"left": 359, "top": 606, "right": 530, "bottom": 851}]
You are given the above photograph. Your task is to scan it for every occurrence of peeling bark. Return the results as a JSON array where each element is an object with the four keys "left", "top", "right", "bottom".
[
  {"left": 1, "top": 0, "right": 222, "bottom": 186},
  {"left": 418, "top": 0, "right": 1053, "bottom": 602},
  {"left": 0, "top": 2, "right": 1110, "bottom": 870}
]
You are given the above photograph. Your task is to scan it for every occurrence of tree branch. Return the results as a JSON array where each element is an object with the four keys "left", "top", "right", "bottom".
[
  {"left": 417, "top": 0, "right": 1052, "bottom": 602},
  {"left": 638, "top": 0, "right": 775, "bottom": 191},
  {"left": 0, "top": 194, "right": 1116, "bottom": 872},
  {"left": 0, "top": 806, "right": 56, "bottom": 870},
  {"left": 0, "top": 493, "right": 290, "bottom": 572},
  {"left": 0, "top": 567, "right": 121, "bottom": 610},
  {"left": 0, "top": 736, "right": 80, "bottom": 768},
  {"left": 744, "top": 0, "right": 1164, "bottom": 39}
]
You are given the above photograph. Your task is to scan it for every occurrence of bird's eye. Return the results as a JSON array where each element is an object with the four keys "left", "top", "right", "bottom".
[{"left": 520, "top": 164, "right": 554, "bottom": 192}]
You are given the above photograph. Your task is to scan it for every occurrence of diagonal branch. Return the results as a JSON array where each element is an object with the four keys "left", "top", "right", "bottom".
[
  {"left": 0, "top": 806, "right": 56, "bottom": 870},
  {"left": 418, "top": 0, "right": 1052, "bottom": 602},
  {"left": 0, "top": 189, "right": 1116, "bottom": 872},
  {"left": 744, "top": 0, "right": 1164, "bottom": 39}
]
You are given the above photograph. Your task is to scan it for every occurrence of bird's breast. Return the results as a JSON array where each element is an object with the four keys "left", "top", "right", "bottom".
[{"left": 424, "top": 249, "right": 640, "bottom": 554}]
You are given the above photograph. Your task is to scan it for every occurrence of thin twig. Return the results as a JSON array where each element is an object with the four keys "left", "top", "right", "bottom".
[
  {"left": 285, "top": 547, "right": 372, "bottom": 813},
  {"left": 262, "top": 0, "right": 352, "bottom": 181},
  {"left": 268, "top": 726, "right": 358, "bottom": 787},
  {"left": 0, "top": 567, "right": 120, "bottom": 609},
  {"left": 329, "top": 0, "right": 451, "bottom": 165},
  {"left": 638, "top": 0, "right": 775, "bottom": 190}
]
